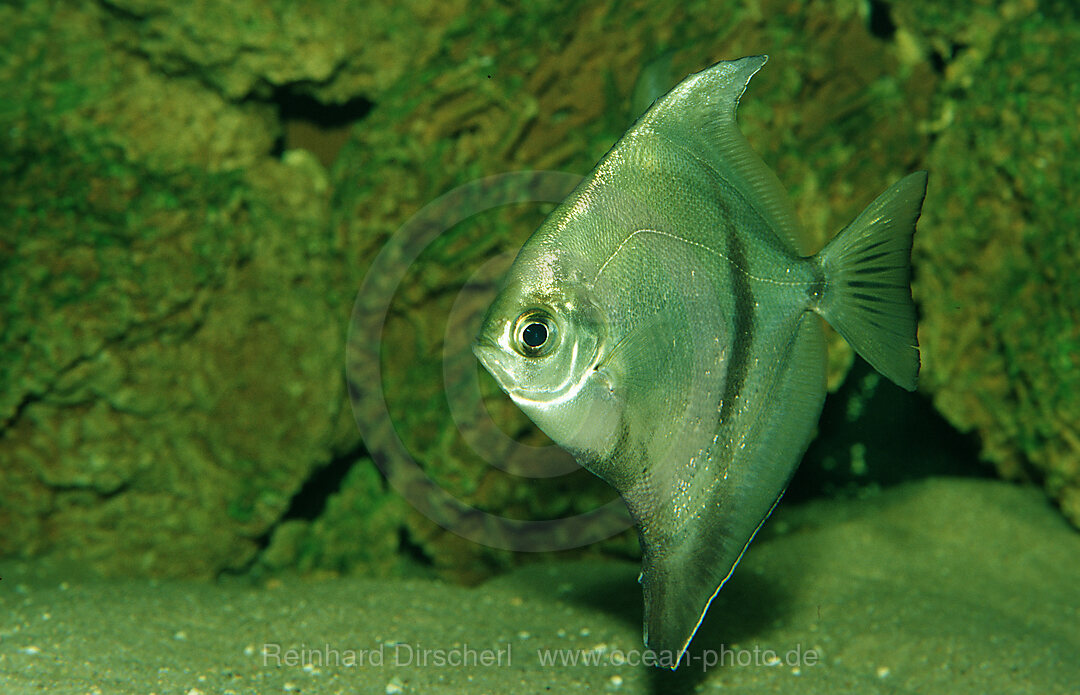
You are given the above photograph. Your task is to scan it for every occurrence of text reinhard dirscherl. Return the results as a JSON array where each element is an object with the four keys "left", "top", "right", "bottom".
[
  {"left": 263, "top": 642, "right": 512, "bottom": 669},
  {"left": 261, "top": 642, "right": 821, "bottom": 671}
]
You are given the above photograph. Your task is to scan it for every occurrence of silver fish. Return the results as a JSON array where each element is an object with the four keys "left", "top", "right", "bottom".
[{"left": 474, "top": 55, "right": 927, "bottom": 667}]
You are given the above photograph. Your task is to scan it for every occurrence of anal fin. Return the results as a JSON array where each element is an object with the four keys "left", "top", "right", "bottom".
[{"left": 639, "top": 314, "right": 827, "bottom": 666}]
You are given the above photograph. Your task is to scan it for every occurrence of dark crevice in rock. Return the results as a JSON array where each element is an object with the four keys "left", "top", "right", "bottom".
[
  {"left": 45, "top": 479, "right": 132, "bottom": 499},
  {"left": 787, "top": 358, "right": 990, "bottom": 504},
  {"left": 271, "top": 86, "right": 373, "bottom": 129},
  {"left": 2, "top": 349, "right": 97, "bottom": 433},
  {"left": 279, "top": 442, "right": 368, "bottom": 522},
  {"left": 866, "top": 0, "right": 897, "bottom": 41},
  {"left": 397, "top": 526, "right": 435, "bottom": 568},
  {"left": 96, "top": 0, "right": 152, "bottom": 22},
  {"left": 930, "top": 41, "right": 967, "bottom": 76},
  {"left": 2, "top": 390, "right": 43, "bottom": 433},
  {"left": 929, "top": 50, "right": 947, "bottom": 75},
  {"left": 264, "top": 86, "right": 374, "bottom": 167}
]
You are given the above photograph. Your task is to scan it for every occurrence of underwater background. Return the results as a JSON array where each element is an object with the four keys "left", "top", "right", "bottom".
[{"left": 1, "top": 0, "right": 1078, "bottom": 692}]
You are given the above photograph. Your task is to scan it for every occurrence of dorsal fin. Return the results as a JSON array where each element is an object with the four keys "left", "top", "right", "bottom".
[{"left": 637, "top": 55, "right": 813, "bottom": 256}]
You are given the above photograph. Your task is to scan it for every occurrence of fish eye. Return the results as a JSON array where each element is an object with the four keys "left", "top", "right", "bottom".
[
  {"left": 513, "top": 310, "right": 558, "bottom": 357},
  {"left": 522, "top": 321, "right": 547, "bottom": 348}
]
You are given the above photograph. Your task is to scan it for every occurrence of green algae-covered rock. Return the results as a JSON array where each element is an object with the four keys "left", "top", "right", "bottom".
[
  {"left": 8, "top": 0, "right": 1069, "bottom": 586},
  {"left": 898, "top": 2, "right": 1080, "bottom": 527},
  {"left": 0, "top": 2, "right": 368, "bottom": 577},
  {"left": 0, "top": 0, "right": 948, "bottom": 581},
  {"left": 257, "top": 458, "right": 408, "bottom": 577},
  {"left": 93, "top": 0, "right": 470, "bottom": 102}
]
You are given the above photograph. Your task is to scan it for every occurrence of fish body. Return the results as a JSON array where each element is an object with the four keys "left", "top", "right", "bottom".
[{"left": 474, "top": 55, "right": 927, "bottom": 667}]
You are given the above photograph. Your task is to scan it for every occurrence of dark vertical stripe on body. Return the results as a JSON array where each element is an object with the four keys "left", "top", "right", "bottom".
[{"left": 719, "top": 212, "right": 754, "bottom": 428}]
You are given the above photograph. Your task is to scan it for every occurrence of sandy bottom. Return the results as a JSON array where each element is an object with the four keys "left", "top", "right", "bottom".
[{"left": 1, "top": 478, "right": 1077, "bottom": 694}]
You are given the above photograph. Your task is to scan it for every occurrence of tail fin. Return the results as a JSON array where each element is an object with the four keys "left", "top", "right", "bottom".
[{"left": 814, "top": 172, "right": 928, "bottom": 391}]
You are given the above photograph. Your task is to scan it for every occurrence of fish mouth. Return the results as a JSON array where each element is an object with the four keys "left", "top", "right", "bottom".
[{"left": 472, "top": 339, "right": 516, "bottom": 395}]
